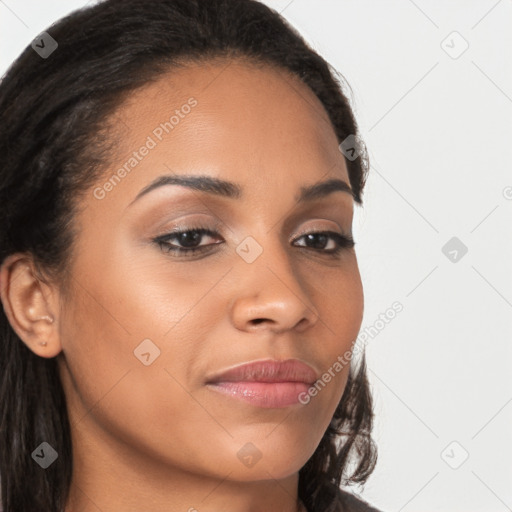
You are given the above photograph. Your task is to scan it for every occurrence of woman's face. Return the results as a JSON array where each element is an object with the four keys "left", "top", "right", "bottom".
[{"left": 55, "top": 59, "right": 364, "bottom": 495}]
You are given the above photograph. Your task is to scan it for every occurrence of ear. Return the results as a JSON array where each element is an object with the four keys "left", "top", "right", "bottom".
[{"left": 0, "top": 253, "right": 62, "bottom": 358}]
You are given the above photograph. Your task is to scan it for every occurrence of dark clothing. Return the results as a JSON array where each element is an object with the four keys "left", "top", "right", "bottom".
[
  {"left": 303, "top": 481, "right": 383, "bottom": 512},
  {"left": 337, "top": 489, "right": 382, "bottom": 511}
]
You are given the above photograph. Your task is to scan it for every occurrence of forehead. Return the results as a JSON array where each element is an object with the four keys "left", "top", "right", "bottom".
[
  {"left": 118, "top": 58, "right": 333, "bottom": 129},
  {"left": 82, "top": 58, "right": 351, "bottom": 227},
  {"left": 110, "top": 57, "right": 348, "bottom": 179}
]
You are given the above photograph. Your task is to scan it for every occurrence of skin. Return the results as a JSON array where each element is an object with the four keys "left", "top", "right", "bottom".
[{"left": 0, "top": 59, "right": 364, "bottom": 512}]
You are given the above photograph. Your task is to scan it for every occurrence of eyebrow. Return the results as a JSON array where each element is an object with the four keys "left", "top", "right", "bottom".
[{"left": 127, "top": 173, "right": 355, "bottom": 207}]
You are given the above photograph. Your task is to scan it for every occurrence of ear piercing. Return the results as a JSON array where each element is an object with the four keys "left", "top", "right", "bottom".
[
  {"left": 37, "top": 315, "right": 54, "bottom": 324},
  {"left": 37, "top": 315, "right": 53, "bottom": 347}
]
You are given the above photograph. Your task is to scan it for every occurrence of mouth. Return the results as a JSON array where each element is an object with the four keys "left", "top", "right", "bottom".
[{"left": 205, "top": 358, "right": 318, "bottom": 409}]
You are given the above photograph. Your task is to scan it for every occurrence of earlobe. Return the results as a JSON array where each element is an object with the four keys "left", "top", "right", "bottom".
[{"left": 0, "top": 253, "right": 62, "bottom": 358}]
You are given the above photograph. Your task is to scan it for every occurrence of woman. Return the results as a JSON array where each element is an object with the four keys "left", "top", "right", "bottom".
[{"left": 0, "top": 0, "right": 382, "bottom": 510}]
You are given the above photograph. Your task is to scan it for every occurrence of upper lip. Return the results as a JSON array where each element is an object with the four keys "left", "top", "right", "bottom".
[{"left": 205, "top": 359, "right": 319, "bottom": 385}]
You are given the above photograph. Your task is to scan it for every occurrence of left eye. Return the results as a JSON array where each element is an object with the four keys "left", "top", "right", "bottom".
[{"left": 153, "top": 227, "right": 355, "bottom": 257}]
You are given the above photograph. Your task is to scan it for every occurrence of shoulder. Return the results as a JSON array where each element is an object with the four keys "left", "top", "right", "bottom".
[{"left": 337, "top": 488, "right": 383, "bottom": 512}]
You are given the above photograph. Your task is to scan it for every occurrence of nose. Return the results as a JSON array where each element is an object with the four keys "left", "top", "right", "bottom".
[{"left": 229, "top": 239, "right": 320, "bottom": 334}]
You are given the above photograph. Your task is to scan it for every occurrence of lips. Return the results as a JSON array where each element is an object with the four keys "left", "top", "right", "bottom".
[
  {"left": 205, "top": 358, "right": 319, "bottom": 385},
  {"left": 205, "top": 359, "right": 319, "bottom": 408}
]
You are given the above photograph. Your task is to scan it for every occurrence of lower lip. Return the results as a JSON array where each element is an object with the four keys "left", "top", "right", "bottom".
[{"left": 206, "top": 381, "right": 311, "bottom": 408}]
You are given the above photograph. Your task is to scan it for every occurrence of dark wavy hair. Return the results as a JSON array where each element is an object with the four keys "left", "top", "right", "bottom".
[{"left": 0, "top": 0, "right": 377, "bottom": 510}]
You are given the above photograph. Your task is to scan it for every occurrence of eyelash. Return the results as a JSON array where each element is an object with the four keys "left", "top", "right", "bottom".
[{"left": 153, "top": 225, "right": 355, "bottom": 258}]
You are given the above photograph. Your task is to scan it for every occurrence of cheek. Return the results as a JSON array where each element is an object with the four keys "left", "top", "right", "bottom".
[
  {"left": 58, "top": 248, "right": 240, "bottom": 466},
  {"left": 302, "top": 257, "right": 364, "bottom": 404},
  {"left": 58, "top": 275, "right": 232, "bottom": 474},
  {"left": 307, "top": 254, "right": 364, "bottom": 342}
]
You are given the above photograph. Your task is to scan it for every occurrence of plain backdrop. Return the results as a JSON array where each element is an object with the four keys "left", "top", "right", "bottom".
[{"left": 1, "top": 1, "right": 511, "bottom": 511}]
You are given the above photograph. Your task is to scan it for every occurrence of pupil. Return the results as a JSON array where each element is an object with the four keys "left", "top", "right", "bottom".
[
  {"left": 307, "top": 233, "right": 327, "bottom": 249},
  {"left": 179, "top": 231, "right": 201, "bottom": 248}
]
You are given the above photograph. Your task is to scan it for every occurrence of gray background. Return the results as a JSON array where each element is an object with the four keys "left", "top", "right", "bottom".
[{"left": 1, "top": 1, "right": 511, "bottom": 510}]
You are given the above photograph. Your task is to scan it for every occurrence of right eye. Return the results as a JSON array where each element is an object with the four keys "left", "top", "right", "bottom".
[{"left": 153, "top": 227, "right": 224, "bottom": 257}]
